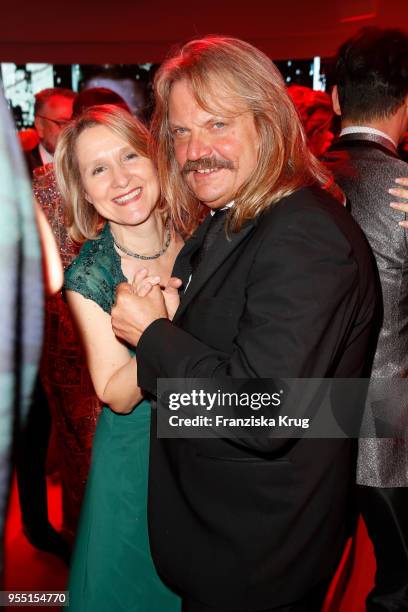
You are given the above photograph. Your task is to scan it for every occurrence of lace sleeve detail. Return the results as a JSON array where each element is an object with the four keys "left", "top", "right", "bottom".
[{"left": 64, "top": 227, "right": 126, "bottom": 315}]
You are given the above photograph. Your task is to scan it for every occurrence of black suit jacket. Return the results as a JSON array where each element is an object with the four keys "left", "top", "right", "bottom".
[{"left": 138, "top": 186, "right": 378, "bottom": 609}]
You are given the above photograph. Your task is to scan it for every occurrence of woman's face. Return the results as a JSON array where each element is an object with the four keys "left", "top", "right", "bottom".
[{"left": 75, "top": 124, "right": 160, "bottom": 227}]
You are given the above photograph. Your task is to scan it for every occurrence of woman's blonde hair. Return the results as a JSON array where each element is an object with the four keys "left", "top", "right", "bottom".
[
  {"left": 152, "top": 36, "right": 338, "bottom": 236},
  {"left": 54, "top": 104, "right": 163, "bottom": 243}
]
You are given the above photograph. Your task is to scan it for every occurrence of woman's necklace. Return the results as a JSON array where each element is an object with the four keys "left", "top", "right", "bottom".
[{"left": 112, "top": 222, "right": 171, "bottom": 260}]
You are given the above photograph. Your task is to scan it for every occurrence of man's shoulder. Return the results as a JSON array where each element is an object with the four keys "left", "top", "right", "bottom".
[
  {"left": 257, "top": 185, "right": 368, "bottom": 256},
  {"left": 325, "top": 140, "right": 407, "bottom": 174},
  {"left": 261, "top": 185, "right": 346, "bottom": 225},
  {"left": 324, "top": 142, "right": 408, "bottom": 210}
]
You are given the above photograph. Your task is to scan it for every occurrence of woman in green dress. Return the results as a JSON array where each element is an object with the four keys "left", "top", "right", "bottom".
[{"left": 54, "top": 105, "right": 183, "bottom": 611}]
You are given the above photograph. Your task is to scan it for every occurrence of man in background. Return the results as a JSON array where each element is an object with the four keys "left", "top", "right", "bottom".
[
  {"left": 24, "top": 87, "right": 75, "bottom": 175},
  {"left": 325, "top": 27, "right": 408, "bottom": 610}
]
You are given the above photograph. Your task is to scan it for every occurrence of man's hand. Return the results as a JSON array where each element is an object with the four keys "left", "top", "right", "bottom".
[
  {"left": 389, "top": 178, "right": 408, "bottom": 228},
  {"left": 112, "top": 281, "right": 168, "bottom": 346}
]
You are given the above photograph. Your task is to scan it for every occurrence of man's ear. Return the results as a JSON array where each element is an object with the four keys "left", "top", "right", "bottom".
[{"left": 332, "top": 86, "right": 341, "bottom": 116}]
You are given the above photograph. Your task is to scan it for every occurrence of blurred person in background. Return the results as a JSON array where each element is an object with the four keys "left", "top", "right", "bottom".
[
  {"left": 80, "top": 65, "right": 152, "bottom": 124},
  {"left": 0, "top": 89, "right": 45, "bottom": 580},
  {"left": 288, "top": 85, "right": 335, "bottom": 157},
  {"left": 72, "top": 87, "right": 130, "bottom": 117},
  {"left": 24, "top": 88, "right": 76, "bottom": 175}
]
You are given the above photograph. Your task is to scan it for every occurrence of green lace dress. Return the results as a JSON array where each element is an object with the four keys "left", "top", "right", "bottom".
[{"left": 64, "top": 224, "right": 180, "bottom": 612}]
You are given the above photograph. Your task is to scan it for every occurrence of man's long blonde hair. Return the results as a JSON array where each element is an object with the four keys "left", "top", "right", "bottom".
[{"left": 152, "top": 36, "right": 337, "bottom": 236}]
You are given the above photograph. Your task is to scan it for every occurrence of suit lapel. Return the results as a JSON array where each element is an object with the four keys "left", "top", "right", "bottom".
[{"left": 174, "top": 218, "right": 257, "bottom": 322}]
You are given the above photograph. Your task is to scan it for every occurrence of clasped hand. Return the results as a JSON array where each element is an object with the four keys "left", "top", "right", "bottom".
[
  {"left": 389, "top": 177, "right": 408, "bottom": 228},
  {"left": 111, "top": 269, "right": 182, "bottom": 346}
]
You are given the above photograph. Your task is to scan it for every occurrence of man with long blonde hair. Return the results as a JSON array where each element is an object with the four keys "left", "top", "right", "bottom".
[{"left": 112, "top": 36, "right": 379, "bottom": 611}]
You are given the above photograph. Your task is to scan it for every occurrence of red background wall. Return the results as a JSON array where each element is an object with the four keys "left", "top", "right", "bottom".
[{"left": 1, "top": 0, "right": 407, "bottom": 63}]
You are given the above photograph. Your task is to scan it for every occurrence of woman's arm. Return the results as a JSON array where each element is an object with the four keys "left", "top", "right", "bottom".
[
  {"left": 34, "top": 200, "right": 64, "bottom": 296},
  {"left": 66, "top": 289, "right": 142, "bottom": 414}
]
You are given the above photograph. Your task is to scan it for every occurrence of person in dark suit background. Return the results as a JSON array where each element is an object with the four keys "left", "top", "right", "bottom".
[
  {"left": 24, "top": 88, "right": 76, "bottom": 175},
  {"left": 112, "top": 36, "right": 379, "bottom": 612},
  {"left": 324, "top": 27, "right": 408, "bottom": 611}
]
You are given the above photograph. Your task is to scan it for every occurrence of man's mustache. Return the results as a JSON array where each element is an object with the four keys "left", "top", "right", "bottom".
[{"left": 182, "top": 157, "right": 235, "bottom": 174}]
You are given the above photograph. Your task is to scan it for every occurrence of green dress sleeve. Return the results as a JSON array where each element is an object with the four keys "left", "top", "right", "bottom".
[{"left": 64, "top": 224, "right": 127, "bottom": 315}]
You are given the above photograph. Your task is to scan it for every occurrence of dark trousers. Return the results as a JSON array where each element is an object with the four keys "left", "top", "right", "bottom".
[
  {"left": 359, "top": 486, "right": 408, "bottom": 611},
  {"left": 182, "top": 579, "right": 329, "bottom": 612},
  {"left": 16, "top": 375, "right": 51, "bottom": 532}
]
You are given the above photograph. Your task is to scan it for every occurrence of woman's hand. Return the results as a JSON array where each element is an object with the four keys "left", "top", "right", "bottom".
[
  {"left": 132, "top": 269, "right": 182, "bottom": 320},
  {"left": 389, "top": 178, "right": 408, "bottom": 228},
  {"left": 132, "top": 269, "right": 161, "bottom": 297},
  {"left": 161, "top": 277, "right": 182, "bottom": 320}
]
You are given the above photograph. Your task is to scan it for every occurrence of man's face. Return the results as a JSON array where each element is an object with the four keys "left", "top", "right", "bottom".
[
  {"left": 168, "top": 79, "right": 260, "bottom": 209},
  {"left": 35, "top": 95, "right": 74, "bottom": 155}
]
